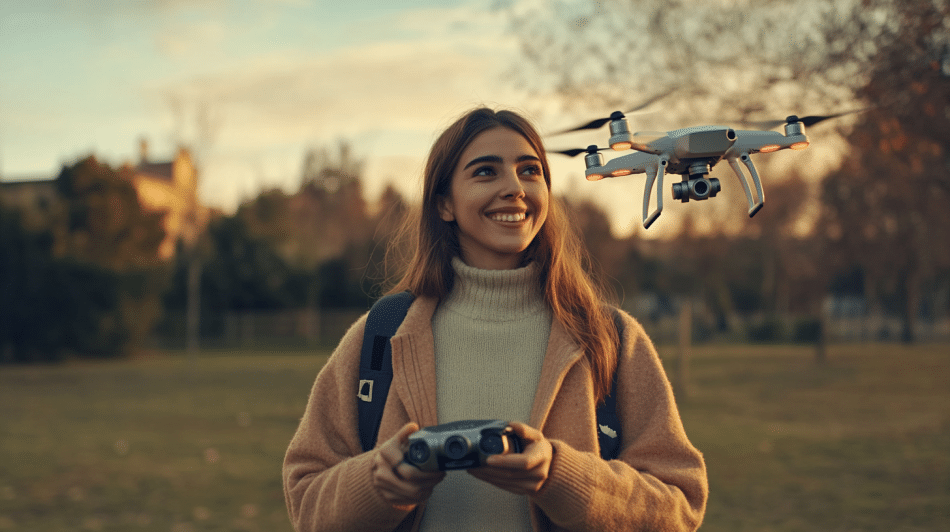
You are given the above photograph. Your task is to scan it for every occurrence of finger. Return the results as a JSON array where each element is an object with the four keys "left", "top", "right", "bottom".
[
  {"left": 374, "top": 453, "right": 436, "bottom": 505},
  {"left": 395, "top": 421, "right": 420, "bottom": 444},
  {"left": 393, "top": 458, "right": 446, "bottom": 484},
  {"left": 378, "top": 422, "right": 421, "bottom": 467},
  {"left": 507, "top": 421, "right": 544, "bottom": 443},
  {"left": 486, "top": 441, "right": 546, "bottom": 469},
  {"left": 488, "top": 444, "right": 543, "bottom": 469},
  {"left": 377, "top": 472, "right": 442, "bottom": 507}
]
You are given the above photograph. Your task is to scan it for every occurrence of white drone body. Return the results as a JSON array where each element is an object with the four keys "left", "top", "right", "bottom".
[{"left": 580, "top": 117, "right": 810, "bottom": 228}]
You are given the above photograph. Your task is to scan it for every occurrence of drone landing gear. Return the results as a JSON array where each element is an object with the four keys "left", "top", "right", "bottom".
[
  {"left": 642, "top": 157, "right": 668, "bottom": 229},
  {"left": 726, "top": 153, "right": 765, "bottom": 217}
]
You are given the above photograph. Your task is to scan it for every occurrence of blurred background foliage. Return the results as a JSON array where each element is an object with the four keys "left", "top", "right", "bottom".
[{"left": 1, "top": 0, "right": 948, "bottom": 362}]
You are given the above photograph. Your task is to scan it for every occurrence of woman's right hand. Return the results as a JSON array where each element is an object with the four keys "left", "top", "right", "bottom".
[{"left": 372, "top": 422, "right": 446, "bottom": 510}]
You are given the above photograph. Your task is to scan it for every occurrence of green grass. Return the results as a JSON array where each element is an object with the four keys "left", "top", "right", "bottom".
[
  {"left": 0, "top": 351, "right": 329, "bottom": 532},
  {"left": 1, "top": 344, "right": 948, "bottom": 531},
  {"left": 661, "top": 343, "right": 950, "bottom": 532}
]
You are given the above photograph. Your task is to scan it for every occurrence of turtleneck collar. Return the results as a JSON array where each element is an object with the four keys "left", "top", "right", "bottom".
[{"left": 441, "top": 256, "right": 547, "bottom": 322}]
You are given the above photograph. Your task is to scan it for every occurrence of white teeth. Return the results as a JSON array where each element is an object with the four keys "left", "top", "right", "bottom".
[{"left": 489, "top": 212, "right": 526, "bottom": 222}]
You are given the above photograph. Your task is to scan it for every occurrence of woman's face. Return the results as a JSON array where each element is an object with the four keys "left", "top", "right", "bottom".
[{"left": 438, "top": 127, "right": 550, "bottom": 270}]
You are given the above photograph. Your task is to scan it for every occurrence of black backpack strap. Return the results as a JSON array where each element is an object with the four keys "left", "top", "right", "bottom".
[
  {"left": 596, "top": 307, "right": 625, "bottom": 460},
  {"left": 357, "top": 291, "right": 415, "bottom": 453}
]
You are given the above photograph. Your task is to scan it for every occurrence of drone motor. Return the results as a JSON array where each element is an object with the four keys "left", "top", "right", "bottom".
[
  {"left": 584, "top": 145, "right": 605, "bottom": 175},
  {"left": 608, "top": 112, "right": 633, "bottom": 151}
]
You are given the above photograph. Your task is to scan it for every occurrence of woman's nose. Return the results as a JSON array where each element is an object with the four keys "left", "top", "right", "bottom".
[{"left": 499, "top": 170, "right": 525, "bottom": 199}]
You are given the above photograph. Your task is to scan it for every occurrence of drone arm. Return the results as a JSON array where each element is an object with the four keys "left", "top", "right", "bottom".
[
  {"left": 726, "top": 153, "right": 765, "bottom": 217},
  {"left": 642, "top": 157, "right": 667, "bottom": 228}
]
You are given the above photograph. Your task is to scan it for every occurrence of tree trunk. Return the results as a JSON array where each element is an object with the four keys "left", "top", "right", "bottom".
[
  {"left": 676, "top": 300, "right": 692, "bottom": 398},
  {"left": 186, "top": 254, "right": 202, "bottom": 355},
  {"left": 901, "top": 268, "right": 920, "bottom": 344}
]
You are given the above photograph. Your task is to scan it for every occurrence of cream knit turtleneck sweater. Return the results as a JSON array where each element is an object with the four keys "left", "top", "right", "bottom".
[{"left": 420, "top": 257, "right": 552, "bottom": 531}]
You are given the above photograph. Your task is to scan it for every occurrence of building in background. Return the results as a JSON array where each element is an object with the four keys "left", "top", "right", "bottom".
[
  {"left": 0, "top": 139, "right": 209, "bottom": 259},
  {"left": 130, "top": 140, "right": 208, "bottom": 258}
]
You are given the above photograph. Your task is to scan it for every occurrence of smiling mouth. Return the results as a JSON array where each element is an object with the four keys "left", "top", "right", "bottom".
[{"left": 488, "top": 212, "right": 527, "bottom": 223}]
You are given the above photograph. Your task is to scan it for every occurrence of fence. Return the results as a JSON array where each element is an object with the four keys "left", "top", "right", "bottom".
[
  {"left": 152, "top": 305, "right": 950, "bottom": 351},
  {"left": 153, "top": 309, "right": 365, "bottom": 350}
]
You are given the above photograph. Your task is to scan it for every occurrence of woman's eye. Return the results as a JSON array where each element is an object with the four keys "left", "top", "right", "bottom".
[
  {"left": 473, "top": 166, "right": 495, "bottom": 177},
  {"left": 521, "top": 165, "right": 542, "bottom": 176}
]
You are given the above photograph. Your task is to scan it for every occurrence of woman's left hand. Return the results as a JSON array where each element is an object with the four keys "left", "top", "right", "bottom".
[{"left": 467, "top": 422, "right": 552, "bottom": 496}]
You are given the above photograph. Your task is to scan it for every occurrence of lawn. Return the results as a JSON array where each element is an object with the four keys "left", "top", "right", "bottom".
[
  {"left": 667, "top": 343, "right": 950, "bottom": 532},
  {"left": 1, "top": 343, "right": 947, "bottom": 531},
  {"left": 0, "top": 350, "right": 328, "bottom": 532}
]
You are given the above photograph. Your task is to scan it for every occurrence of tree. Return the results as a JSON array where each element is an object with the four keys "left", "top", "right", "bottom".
[
  {"left": 238, "top": 142, "right": 373, "bottom": 270},
  {"left": 56, "top": 156, "right": 170, "bottom": 353},
  {"left": 1, "top": 157, "right": 168, "bottom": 361},
  {"left": 0, "top": 203, "right": 64, "bottom": 361},
  {"left": 509, "top": 0, "right": 950, "bottom": 343},
  {"left": 561, "top": 196, "right": 628, "bottom": 294},
  {"left": 505, "top": 0, "right": 862, "bottom": 125},
  {"left": 819, "top": 0, "right": 950, "bottom": 342},
  {"left": 199, "top": 215, "right": 300, "bottom": 311},
  {"left": 56, "top": 156, "right": 166, "bottom": 270}
]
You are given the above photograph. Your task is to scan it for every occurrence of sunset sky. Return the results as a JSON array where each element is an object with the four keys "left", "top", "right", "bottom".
[
  {"left": 1, "top": 0, "right": 853, "bottom": 236},
  {"left": 1, "top": 1, "right": 537, "bottom": 203}
]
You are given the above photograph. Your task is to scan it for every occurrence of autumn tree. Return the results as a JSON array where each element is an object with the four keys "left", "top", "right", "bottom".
[
  {"left": 508, "top": 0, "right": 949, "bottom": 342},
  {"left": 165, "top": 141, "right": 386, "bottom": 320},
  {"left": 0, "top": 157, "right": 168, "bottom": 361},
  {"left": 505, "top": 0, "right": 862, "bottom": 126},
  {"left": 56, "top": 156, "right": 169, "bottom": 354},
  {"left": 819, "top": 0, "right": 950, "bottom": 342}
]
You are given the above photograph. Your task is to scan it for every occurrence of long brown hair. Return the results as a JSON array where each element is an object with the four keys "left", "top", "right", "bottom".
[{"left": 386, "top": 107, "right": 619, "bottom": 403}]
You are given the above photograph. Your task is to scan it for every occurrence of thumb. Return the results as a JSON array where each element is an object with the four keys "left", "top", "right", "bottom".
[{"left": 395, "top": 422, "right": 420, "bottom": 445}]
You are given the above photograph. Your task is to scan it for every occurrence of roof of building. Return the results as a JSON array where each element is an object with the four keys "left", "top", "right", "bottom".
[
  {"left": 0, "top": 175, "right": 56, "bottom": 187},
  {"left": 135, "top": 161, "right": 175, "bottom": 181}
]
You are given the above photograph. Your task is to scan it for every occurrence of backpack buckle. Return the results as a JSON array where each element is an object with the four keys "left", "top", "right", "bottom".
[{"left": 357, "top": 379, "right": 374, "bottom": 402}]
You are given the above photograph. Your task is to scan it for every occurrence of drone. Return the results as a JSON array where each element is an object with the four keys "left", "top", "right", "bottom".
[{"left": 553, "top": 108, "right": 862, "bottom": 228}]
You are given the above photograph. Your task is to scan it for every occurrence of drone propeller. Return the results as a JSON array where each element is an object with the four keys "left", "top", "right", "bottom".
[
  {"left": 553, "top": 93, "right": 668, "bottom": 135},
  {"left": 744, "top": 108, "right": 869, "bottom": 130},
  {"left": 552, "top": 145, "right": 609, "bottom": 158}
]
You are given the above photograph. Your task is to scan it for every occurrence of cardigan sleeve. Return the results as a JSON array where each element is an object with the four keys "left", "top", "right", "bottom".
[
  {"left": 530, "top": 313, "right": 708, "bottom": 531},
  {"left": 282, "top": 314, "right": 416, "bottom": 532}
]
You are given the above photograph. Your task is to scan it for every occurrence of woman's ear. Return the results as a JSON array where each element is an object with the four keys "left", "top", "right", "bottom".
[{"left": 437, "top": 195, "right": 455, "bottom": 222}]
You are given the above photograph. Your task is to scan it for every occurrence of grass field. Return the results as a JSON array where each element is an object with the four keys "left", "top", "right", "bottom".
[{"left": 1, "top": 343, "right": 947, "bottom": 531}]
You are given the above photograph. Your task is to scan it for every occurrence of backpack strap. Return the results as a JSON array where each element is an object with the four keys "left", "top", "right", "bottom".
[
  {"left": 595, "top": 307, "right": 625, "bottom": 460},
  {"left": 357, "top": 291, "right": 415, "bottom": 453},
  {"left": 357, "top": 295, "right": 626, "bottom": 460}
]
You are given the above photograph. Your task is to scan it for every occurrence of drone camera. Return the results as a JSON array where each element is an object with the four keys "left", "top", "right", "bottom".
[{"left": 673, "top": 177, "right": 721, "bottom": 202}]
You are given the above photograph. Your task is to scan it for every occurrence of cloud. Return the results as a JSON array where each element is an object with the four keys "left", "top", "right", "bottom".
[
  {"left": 155, "top": 18, "right": 230, "bottom": 57},
  {"left": 171, "top": 11, "right": 519, "bottom": 138},
  {"left": 145, "top": 2, "right": 527, "bottom": 211}
]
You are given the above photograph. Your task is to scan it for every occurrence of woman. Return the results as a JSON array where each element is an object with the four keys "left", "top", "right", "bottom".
[{"left": 283, "top": 107, "right": 707, "bottom": 531}]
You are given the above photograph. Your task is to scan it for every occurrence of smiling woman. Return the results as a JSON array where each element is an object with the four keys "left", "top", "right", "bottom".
[
  {"left": 282, "top": 107, "right": 708, "bottom": 532},
  {"left": 437, "top": 127, "right": 549, "bottom": 270}
]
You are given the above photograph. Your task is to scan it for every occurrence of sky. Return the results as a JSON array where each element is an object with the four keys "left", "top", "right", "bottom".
[
  {"left": 0, "top": 0, "right": 854, "bottom": 237},
  {"left": 0, "top": 1, "right": 539, "bottom": 204}
]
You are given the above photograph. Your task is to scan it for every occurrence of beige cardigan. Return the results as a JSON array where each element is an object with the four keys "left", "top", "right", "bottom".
[{"left": 283, "top": 297, "right": 707, "bottom": 531}]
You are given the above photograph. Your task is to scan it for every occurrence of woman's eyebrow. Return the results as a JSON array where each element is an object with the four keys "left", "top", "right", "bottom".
[
  {"left": 463, "top": 154, "right": 540, "bottom": 170},
  {"left": 463, "top": 155, "right": 502, "bottom": 170}
]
